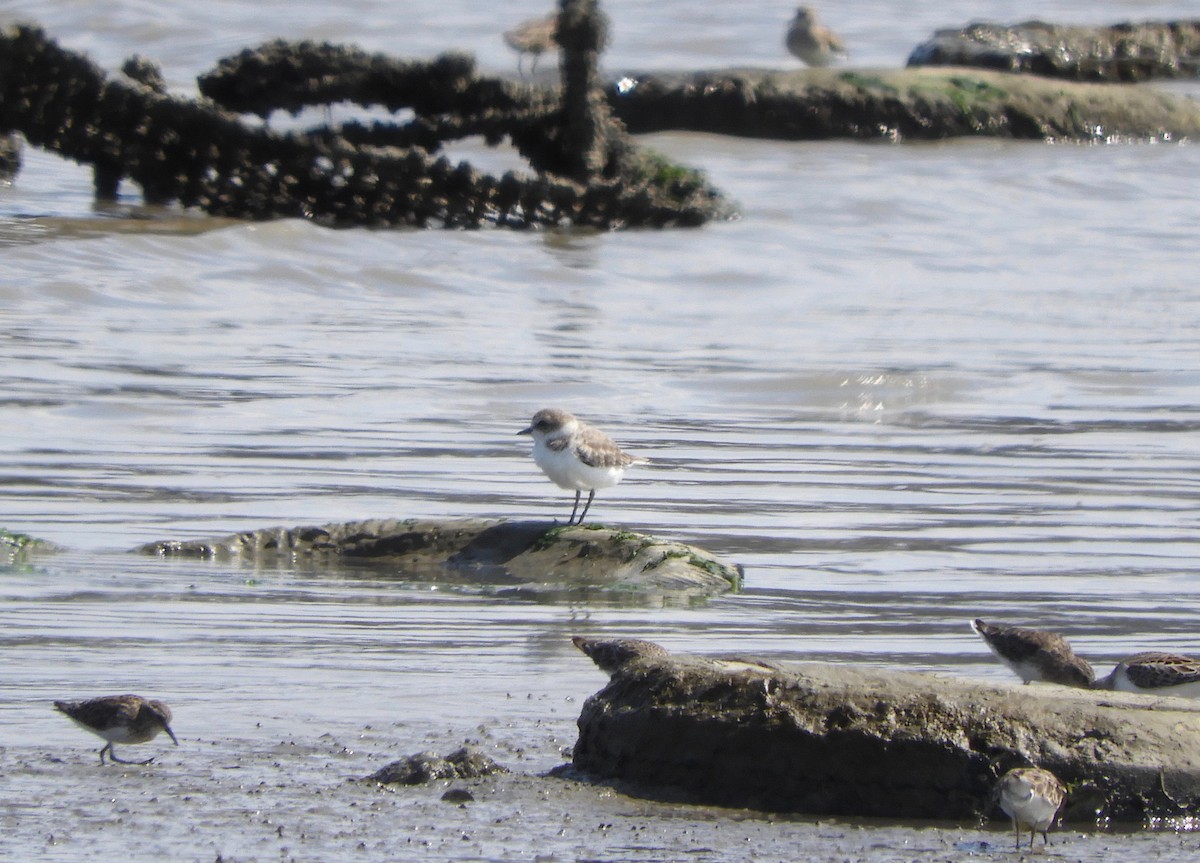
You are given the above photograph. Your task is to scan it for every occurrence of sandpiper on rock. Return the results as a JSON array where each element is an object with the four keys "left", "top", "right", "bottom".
[
  {"left": 971, "top": 618, "right": 1094, "bottom": 688},
  {"left": 785, "top": 6, "right": 847, "bottom": 67},
  {"left": 503, "top": 13, "right": 559, "bottom": 77},
  {"left": 1093, "top": 651, "right": 1200, "bottom": 697}
]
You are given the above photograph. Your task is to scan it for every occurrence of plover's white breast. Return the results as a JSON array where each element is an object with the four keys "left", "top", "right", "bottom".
[{"left": 533, "top": 437, "right": 628, "bottom": 491}]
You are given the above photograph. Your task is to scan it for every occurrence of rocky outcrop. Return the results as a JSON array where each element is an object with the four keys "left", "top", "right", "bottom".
[
  {"left": 908, "top": 19, "right": 1200, "bottom": 82},
  {"left": 607, "top": 66, "right": 1200, "bottom": 141},
  {"left": 571, "top": 640, "right": 1200, "bottom": 820},
  {"left": 137, "top": 518, "right": 742, "bottom": 594}
]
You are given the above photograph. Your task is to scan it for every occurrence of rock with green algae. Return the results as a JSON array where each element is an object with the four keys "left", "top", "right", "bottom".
[
  {"left": 137, "top": 518, "right": 742, "bottom": 594},
  {"left": 607, "top": 65, "right": 1200, "bottom": 141}
]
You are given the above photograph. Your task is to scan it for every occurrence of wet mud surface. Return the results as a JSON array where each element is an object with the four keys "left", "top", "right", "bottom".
[{"left": 3, "top": 698, "right": 1198, "bottom": 862}]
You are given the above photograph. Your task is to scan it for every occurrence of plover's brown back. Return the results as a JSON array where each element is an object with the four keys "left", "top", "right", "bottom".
[{"left": 971, "top": 619, "right": 1094, "bottom": 688}]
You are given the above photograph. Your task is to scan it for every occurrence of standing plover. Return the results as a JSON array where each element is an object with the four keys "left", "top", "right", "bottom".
[
  {"left": 503, "top": 13, "right": 559, "bottom": 77},
  {"left": 54, "top": 694, "right": 178, "bottom": 765},
  {"left": 971, "top": 619, "right": 1094, "bottom": 688},
  {"left": 994, "top": 766, "right": 1066, "bottom": 850},
  {"left": 1093, "top": 651, "right": 1200, "bottom": 697},
  {"left": 518, "top": 408, "right": 648, "bottom": 525},
  {"left": 785, "top": 6, "right": 847, "bottom": 67}
]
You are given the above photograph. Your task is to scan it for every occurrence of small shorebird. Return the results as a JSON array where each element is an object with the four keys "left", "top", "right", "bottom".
[
  {"left": 994, "top": 766, "right": 1066, "bottom": 850},
  {"left": 571, "top": 635, "right": 669, "bottom": 674},
  {"left": 503, "top": 13, "right": 559, "bottom": 77},
  {"left": 971, "top": 619, "right": 1094, "bottom": 688},
  {"left": 785, "top": 6, "right": 847, "bottom": 67},
  {"left": 518, "top": 408, "right": 648, "bottom": 525},
  {"left": 54, "top": 694, "right": 178, "bottom": 765},
  {"left": 1093, "top": 652, "right": 1200, "bottom": 697}
]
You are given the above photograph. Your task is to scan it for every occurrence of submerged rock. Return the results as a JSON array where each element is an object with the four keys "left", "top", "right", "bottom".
[
  {"left": 1, "top": 528, "right": 60, "bottom": 563},
  {"left": 366, "top": 746, "right": 507, "bottom": 785},
  {"left": 571, "top": 640, "right": 1200, "bottom": 821},
  {"left": 908, "top": 19, "right": 1200, "bottom": 82},
  {"left": 137, "top": 518, "right": 743, "bottom": 594}
]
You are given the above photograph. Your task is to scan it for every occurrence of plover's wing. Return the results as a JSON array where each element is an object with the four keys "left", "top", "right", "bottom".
[
  {"left": 824, "top": 26, "right": 848, "bottom": 56},
  {"left": 573, "top": 423, "right": 641, "bottom": 469},
  {"left": 1121, "top": 652, "right": 1200, "bottom": 688}
]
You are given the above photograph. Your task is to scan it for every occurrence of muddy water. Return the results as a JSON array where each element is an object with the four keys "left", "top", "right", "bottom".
[{"left": 4, "top": 0, "right": 1200, "bottom": 859}]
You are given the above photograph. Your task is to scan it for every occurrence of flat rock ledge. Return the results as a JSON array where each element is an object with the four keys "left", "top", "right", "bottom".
[
  {"left": 608, "top": 66, "right": 1200, "bottom": 141},
  {"left": 572, "top": 643, "right": 1200, "bottom": 821},
  {"left": 137, "top": 518, "right": 742, "bottom": 594}
]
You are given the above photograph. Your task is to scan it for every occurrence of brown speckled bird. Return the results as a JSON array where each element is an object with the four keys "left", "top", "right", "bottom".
[
  {"left": 54, "top": 694, "right": 178, "bottom": 765},
  {"left": 1093, "top": 651, "right": 1200, "bottom": 697},
  {"left": 994, "top": 766, "right": 1066, "bottom": 850},
  {"left": 571, "top": 635, "right": 669, "bottom": 674},
  {"left": 971, "top": 618, "right": 1094, "bottom": 688}
]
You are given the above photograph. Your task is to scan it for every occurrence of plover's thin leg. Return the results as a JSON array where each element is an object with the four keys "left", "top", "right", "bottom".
[
  {"left": 568, "top": 490, "right": 582, "bottom": 524},
  {"left": 99, "top": 742, "right": 112, "bottom": 764},
  {"left": 577, "top": 489, "right": 596, "bottom": 524}
]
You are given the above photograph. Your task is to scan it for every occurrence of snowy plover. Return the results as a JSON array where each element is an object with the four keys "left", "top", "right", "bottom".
[
  {"left": 971, "top": 619, "right": 1094, "bottom": 688},
  {"left": 785, "top": 6, "right": 847, "bottom": 67},
  {"left": 503, "top": 13, "right": 559, "bottom": 77},
  {"left": 54, "top": 694, "right": 178, "bottom": 765},
  {"left": 994, "top": 767, "right": 1066, "bottom": 850},
  {"left": 517, "top": 408, "right": 647, "bottom": 525}
]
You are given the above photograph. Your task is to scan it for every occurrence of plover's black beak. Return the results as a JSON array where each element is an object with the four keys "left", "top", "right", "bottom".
[
  {"left": 164, "top": 724, "right": 179, "bottom": 745},
  {"left": 517, "top": 426, "right": 533, "bottom": 435}
]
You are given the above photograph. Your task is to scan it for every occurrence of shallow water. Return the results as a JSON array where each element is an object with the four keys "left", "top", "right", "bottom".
[{"left": 3, "top": 0, "right": 1200, "bottom": 860}]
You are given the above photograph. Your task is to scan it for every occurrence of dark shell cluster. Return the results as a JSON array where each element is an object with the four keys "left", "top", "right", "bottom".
[{"left": 0, "top": 0, "right": 725, "bottom": 230}]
